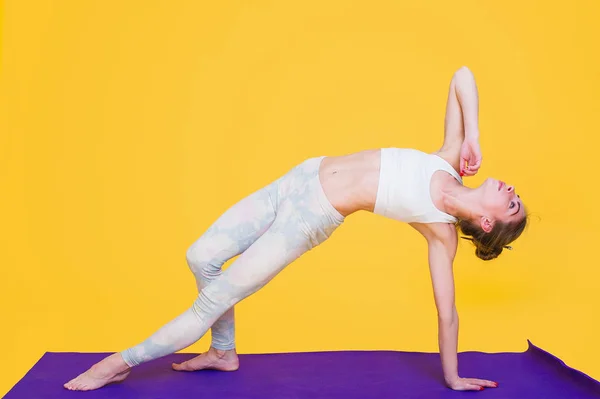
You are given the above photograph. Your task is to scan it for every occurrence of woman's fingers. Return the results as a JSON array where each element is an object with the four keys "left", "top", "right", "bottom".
[
  {"left": 449, "top": 377, "right": 498, "bottom": 391},
  {"left": 464, "top": 378, "right": 498, "bottom": 388},
  {"left": 462, "top": 166, "right": 477, "bottom": 177},
  {"left": 460, "top": 382, "right": 485, "bottom": 391},
  {"left": 462, "top": 157, "right": 482, "bottom": 176}
]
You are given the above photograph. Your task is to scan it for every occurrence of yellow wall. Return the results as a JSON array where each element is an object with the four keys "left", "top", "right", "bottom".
[{"left": 2, "top": 0, "right": 599, "bottom": 395}]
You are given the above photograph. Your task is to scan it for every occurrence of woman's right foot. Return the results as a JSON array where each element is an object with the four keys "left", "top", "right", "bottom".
[
  {"left": 64, "top": 352, "right": 131, "bottom": 391},
  {"left": 172, "top": 347, "right": 239, "bottom": 372}
]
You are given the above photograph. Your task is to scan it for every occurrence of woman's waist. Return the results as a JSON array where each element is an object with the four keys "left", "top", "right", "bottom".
[{"left": 318, "top": 149, "right": 382, "bottom": 215}]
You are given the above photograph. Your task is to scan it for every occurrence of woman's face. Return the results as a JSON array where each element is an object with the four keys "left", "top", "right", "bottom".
[{"left": 479, "top": 178, "right": 524, "bottom": 224}]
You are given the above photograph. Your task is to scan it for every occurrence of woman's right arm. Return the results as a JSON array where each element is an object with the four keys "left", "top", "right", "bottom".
[
  {"left": 453, "top": 67, "right": 482, "bottom": 177},
  {"left": 440, "top": 66, "right": 482, "bottom": 176},
  {"left": 452, "top": 66, "right": 480, "bottom": 142}
]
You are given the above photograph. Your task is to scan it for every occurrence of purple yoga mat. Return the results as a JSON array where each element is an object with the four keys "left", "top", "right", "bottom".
[{"left": 5, "top": 340, "right": 600, "bottom": 399}]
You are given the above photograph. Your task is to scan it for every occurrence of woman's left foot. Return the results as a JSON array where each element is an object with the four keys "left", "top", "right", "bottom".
[
  {"left": 64, "top": 353, "right": 131, "bottom": 391},
  {"left": 172, "top": 347, "right": 239, "bottom": 372}
]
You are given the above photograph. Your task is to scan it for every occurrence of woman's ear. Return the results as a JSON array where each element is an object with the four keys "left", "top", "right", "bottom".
[{"left": 480, "top": 216, "right": 494, "bottom": 233}]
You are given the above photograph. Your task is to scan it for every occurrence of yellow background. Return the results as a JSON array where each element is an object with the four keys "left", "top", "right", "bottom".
[{"left": 2, "top": 0, "right": 599, "bottom": 395}]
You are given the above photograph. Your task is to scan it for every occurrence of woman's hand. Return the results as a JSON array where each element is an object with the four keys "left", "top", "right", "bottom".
[
  {"left": 459, "top": 137, "right": 482, "bottom": 177},
  {"left": 447, "top": 376, "right": 498, "bottom": 391}
]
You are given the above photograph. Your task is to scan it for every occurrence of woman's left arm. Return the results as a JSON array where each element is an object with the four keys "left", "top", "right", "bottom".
[{"left": 427, "top": 237, "right": 498, "bottom": 391}]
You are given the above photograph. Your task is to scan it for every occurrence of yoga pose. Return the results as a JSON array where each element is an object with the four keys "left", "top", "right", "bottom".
[{"left": 65, "top": 66, "right": 527, "bottom": 392}]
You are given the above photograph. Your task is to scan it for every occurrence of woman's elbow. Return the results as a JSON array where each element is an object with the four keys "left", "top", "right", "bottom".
[
  {"left": 456, "top": 65, "right": 473, "bottom": 76},
  {"left": 438, "top": 308, "right": 458, "bottom": 324},
  {"left": 453, "top": 66, "right": 475, "bottom": 83}
]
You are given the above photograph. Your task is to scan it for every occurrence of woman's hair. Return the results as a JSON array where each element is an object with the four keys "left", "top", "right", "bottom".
[{"left": 456, "top": 215, "right": 528, "bottom": 261}]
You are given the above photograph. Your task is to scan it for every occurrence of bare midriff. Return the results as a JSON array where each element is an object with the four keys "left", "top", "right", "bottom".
[{"left": 318, "top": 149, "right": 382, "bottom": 217}]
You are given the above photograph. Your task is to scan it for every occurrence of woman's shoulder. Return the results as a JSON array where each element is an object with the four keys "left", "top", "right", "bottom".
[
  {"left": 409, "top": 220, "right": 458, "bottom": 247},
  {"left": 428, "top": 149, "right": 461, "bottom": 175}
]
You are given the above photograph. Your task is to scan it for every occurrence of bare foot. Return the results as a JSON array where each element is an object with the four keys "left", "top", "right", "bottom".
[
  {"left": 64, "top": 352, "right": 131, "bottom": 391},
  {"left": 172, "top": 347, "right": 239, "bottom": 372}
]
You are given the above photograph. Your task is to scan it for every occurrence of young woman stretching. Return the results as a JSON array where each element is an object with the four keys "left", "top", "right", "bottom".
[{"left": 65, "top": 66, "right": 527, "bottom": 392}]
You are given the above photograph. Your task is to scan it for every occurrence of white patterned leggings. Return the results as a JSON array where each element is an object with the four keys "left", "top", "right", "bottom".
[{"left": 121, "top": 156, "right": 345, "bottom": 367}]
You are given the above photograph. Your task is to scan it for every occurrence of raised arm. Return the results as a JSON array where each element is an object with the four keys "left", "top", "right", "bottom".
[
  {"left": 427, "top": 235, "right": 497, "bottom": 391},
  {"left": 440, "top": 66, "right": 482, "bottom": 176},
  {"left": 452, "top": 66, "right": 480, "bottom": 141}
]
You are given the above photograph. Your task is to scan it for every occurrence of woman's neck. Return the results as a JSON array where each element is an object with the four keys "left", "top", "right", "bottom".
[{"left": 441, "top": 182, "right": 482, "bottom": 222}]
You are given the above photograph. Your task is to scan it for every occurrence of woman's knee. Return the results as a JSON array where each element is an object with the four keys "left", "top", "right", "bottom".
[{"left": 185, "top": 242, "right": 223, "bottom": 281}]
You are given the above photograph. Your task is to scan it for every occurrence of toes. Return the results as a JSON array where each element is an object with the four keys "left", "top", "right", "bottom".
[
  {"left": 76, "top": 381, "right": 91, "bottom": 391},
  {"left": 64, "top": 376, "right": 87, "bottom": 391},
  {"left": 175, "top": 361, "right": 194, "bottom": 371},
  {"left": 172, "top": 362, "right": 185, "bottom": 371}
]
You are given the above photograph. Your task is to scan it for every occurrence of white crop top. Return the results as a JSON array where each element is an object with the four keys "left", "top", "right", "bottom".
[{"left": 373, "top": 147, "right": 463, "bottom": 224}]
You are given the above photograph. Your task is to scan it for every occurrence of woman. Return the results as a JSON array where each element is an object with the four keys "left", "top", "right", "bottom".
[{"left": 65, "top": 66, "right": 527, "bottom": 392}]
